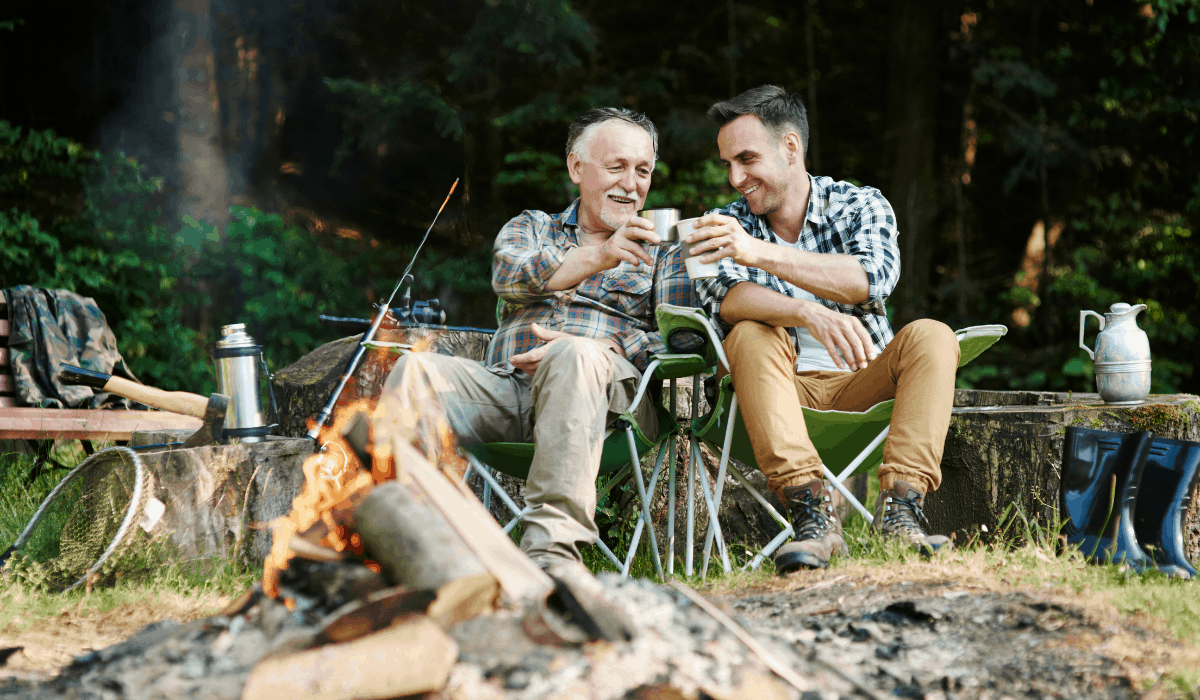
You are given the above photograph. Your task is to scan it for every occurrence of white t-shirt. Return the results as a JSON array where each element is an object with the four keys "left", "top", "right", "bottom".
[{"left": 775, "top": 236, "right": 850, "bottom": 373}]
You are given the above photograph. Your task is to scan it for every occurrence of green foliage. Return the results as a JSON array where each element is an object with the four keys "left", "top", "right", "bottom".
[
  {"left": 324, "top": 78, "right": 464, "bottom": 172},
  {"left": 0, "top": 120, "right": 206, "bottom": 391}
]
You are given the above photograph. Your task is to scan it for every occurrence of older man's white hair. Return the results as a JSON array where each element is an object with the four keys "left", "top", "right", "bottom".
[{"left": 565, "top": 107, "right": 659, "bottom": 164}]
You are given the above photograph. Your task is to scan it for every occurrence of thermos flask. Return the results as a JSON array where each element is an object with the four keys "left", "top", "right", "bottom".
[{"left": 213, "top": 323, "right": 270, "bottom": 441}]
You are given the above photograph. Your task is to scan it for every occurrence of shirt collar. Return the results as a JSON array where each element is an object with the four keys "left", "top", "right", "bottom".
[
  {"left": 804, "top": 172, "right": 827, "bottom": 226},
  {"left": 562, "top": 199, "right": 580, "bottom": 228}
]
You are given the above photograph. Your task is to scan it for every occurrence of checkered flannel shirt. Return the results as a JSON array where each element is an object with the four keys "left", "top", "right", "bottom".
[
  {"left": 487, "top": 200, "right": 693, "bottom": 373},
  {"left": 695, "top": 174, "right": 900, "bottom": 355}
]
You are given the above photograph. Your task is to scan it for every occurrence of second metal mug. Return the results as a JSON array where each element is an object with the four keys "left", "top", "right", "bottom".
[{"left": 639, "top": 208, "right": 681, "bottom": 244}]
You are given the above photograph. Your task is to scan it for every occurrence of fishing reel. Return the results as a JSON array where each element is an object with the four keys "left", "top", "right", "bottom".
[{"left": 393, "top": 274, "right": 447, "bottom": 325}]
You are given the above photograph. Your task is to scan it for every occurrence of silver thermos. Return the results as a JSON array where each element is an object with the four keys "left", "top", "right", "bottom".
[{"left": 213, "top": 323, "right": 269, "bottom": 442}]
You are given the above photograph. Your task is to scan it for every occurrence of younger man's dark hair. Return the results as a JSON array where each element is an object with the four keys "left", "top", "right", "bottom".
[{"left": 707, "top": 85, "right": 809, "bottom": 155}]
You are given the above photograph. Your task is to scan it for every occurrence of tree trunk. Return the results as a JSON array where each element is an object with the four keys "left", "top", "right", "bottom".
[{"left": 885, "top": 0, "right": 940, "bottom": 325}]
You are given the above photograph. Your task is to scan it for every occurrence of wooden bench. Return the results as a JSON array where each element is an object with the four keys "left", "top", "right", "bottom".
[{"left": 0, "top": 291, "right": 200, "bottom": 445}]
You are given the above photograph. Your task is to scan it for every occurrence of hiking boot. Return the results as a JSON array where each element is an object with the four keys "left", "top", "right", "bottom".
[
  {"left": 873, "top": 480, "right": 952, "bottom": 555},
  {"left": 772, "top": 479, "right": 849, "bottom": 574}
]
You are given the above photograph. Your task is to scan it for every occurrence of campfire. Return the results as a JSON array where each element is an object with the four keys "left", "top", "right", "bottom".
[{"left": 55, "top": 360, "right": 808, "bottom": 700}]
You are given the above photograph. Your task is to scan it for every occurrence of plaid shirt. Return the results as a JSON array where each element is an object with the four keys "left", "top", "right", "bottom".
[
  {"left": 695, "top": 174, "right": 900, "bottom": 355},
  {"left": 487, "top": 200, "right": 693, "bottom": 373}
]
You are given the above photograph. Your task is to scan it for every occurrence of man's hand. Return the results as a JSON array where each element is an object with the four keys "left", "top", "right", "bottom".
[
  {"left": 509, "top": 323, "right": 625, "bottom": 375},
  {"left": 684, "top": 213, "right": 767, "bottom": 268},
  {"left": 594, "top": 216, "right": 660, "bottom": 268},
  {"left": 798, "top": 301, "right": 877, "bottom": 371}
]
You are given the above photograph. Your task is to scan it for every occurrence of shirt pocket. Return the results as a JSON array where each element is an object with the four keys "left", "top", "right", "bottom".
[{"left": 599, "top": 268, "right": 653, "bottom": 318}]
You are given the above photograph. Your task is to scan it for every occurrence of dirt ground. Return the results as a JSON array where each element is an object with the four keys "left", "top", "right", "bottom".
[
  {"left": 0, "top": 591, "right": 228, "bottom": 682},
  {"left": 0, "top": 557, "right": 1195, "bottom": 697}
]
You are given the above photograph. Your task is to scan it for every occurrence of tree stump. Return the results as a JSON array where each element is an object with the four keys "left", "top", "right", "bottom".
[
  {"left": 927, "top": 391, "right": 1200, "bottom": 565},
  {"left": 132, "top": 437, "right": 313, "bottom": 565},
  {"left": 270, "top": 327, "right": 491, "bottom": 437}
]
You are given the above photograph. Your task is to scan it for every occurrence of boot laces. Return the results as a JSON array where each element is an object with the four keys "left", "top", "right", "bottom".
[
  {"left": 882, "top": 494, "right": 931, "bottom": 537},
  {"left": 791, "top": 493, "right": 835, "bottom": 541}
]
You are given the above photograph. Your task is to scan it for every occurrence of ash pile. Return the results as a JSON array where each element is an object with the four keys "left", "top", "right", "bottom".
[{"left": 7, "top": 561, "right": 862, "bottom": 700}]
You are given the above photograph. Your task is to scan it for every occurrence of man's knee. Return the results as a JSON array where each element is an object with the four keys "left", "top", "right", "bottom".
[
  {"left": 540, "top": 336, "right": 610, "bottom": 371},
  {"left": 725, "top": 320, "right": 790, "bottom": 366},
  {"left": 897, "top": 319, "right": 959, "bottom": 363}
]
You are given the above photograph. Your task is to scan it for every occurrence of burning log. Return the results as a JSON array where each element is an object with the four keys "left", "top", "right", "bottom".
[{"left": 353, "top": 480, "right": 490, "bottom": 590}]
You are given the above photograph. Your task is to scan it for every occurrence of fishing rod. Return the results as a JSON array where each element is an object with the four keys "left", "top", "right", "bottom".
[{"left": 306, "top": 178, "right": 460, "bottom": 442}]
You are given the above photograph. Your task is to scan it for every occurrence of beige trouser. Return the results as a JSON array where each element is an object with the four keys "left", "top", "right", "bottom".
[
  {"left": 379, "top": 337, "right": 656, "bottom": 566},
  {"left": 723, "top": 319, "right": 959, "bottom": 497}
]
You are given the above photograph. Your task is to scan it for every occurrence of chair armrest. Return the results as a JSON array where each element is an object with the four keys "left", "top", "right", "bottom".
[
  {"left": 655, "top": 304, "right": 730, "bottom": 374},
  {"left": 954, "top": 324, "right": 1008, "bottom": 368}
]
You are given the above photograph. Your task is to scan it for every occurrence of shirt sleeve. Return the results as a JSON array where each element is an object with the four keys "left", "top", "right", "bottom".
[
  {"left": 491, "top": 210, "right": 574, "bottom": 303},
  {"left": 845, "top": 189, "right": 901, "bottom": 305},
  {"left": 607, "top": 243, "right": 691, "bottom": 370},
  {"left": 692, "top": 203, "right": 756, "bottom": 330}
]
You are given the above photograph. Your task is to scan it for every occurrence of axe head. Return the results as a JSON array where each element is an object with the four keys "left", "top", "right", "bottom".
[{"left": 182, "top": 394, "right": 231, "bottom": 448}]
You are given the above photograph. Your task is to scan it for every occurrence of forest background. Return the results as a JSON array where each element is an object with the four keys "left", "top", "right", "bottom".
[{"left": 0, "top": 0, "right": 1197, "bottom": 396}]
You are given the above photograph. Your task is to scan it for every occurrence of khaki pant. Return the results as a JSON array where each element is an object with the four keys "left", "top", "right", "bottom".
[
  {"left": 378, "top": 337, "right": 656, "bottom": 566},
  {"left": 723, "top": 319, "right": 959, "bottom": 497}
]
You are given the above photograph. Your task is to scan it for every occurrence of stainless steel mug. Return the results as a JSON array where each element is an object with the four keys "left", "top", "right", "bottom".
[
  {"left": 213, "top": 323, "right": 269, "bottom": 441},
  {"left": 639, "top": 208, "right": 681, "bottom": 244}
]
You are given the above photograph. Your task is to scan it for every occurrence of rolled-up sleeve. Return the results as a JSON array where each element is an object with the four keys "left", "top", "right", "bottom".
[
  {"left": 845, "top": 189, "right": 901, "bottom": 305},
  {"left": 694, "top": 258, "right": 754, "bottom": 330},
  {"left": 492, "top": 210, "right": 574, "bottom": 303}
]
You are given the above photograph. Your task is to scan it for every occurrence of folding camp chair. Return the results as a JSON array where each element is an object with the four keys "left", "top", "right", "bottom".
[
  {"left": 460, "top": 351, "right": 708, "bottom": 580},
  {"left": 655, "top": 304, "right": 1007, "bottom": 577}
]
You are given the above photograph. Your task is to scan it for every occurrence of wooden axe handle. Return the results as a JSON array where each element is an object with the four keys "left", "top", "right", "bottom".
[
  {"left": 59, "top": 364, "right": 211, "bottom": 419},
  {"left": 103, "top": 376, "right": 211, "bottom": 419}
]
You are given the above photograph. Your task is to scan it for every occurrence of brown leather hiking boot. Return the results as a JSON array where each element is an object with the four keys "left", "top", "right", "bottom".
[
  {"left": 873, "top": 480, "right": 952, "bottom": 555},
  {"left": 772, "top": 479, "right": 849, "bottom": 573}
]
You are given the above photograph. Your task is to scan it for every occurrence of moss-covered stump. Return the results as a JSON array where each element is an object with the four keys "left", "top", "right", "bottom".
[
  {"left": 270, "top": 327, "right": 491, "bottom": 437},
  {"left": 926, "top": 391, "right": 1200, "bottom": 566}
]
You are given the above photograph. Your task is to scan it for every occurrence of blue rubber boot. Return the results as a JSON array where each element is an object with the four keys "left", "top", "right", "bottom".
[
  {"left": 1133, "top": 436, "right": 1200, "bottom": 578},
  {"left": 1061, "top": 427, "right": 1190, "bottom": 579}
]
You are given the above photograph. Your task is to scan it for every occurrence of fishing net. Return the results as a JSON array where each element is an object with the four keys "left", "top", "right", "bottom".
[{"left": 1, "top": 447, "right": 149, "bottom": 593}]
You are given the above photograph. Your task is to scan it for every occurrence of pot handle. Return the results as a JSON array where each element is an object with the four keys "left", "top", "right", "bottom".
[{"left": 1078, "top": 310, "right": 1105, "bottom": 360}]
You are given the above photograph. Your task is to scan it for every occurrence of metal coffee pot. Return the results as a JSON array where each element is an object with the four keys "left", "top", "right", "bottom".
[
  {"left": 1078, "top": 302, "right": 1151, "bottom": 404},
  {"left": 213, "top": 323, "right": 270, "bottom": 442}
]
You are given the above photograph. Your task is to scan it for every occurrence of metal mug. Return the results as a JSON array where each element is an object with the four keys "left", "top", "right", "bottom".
[
  {"left": 213, "top": 323, "right": 270, "bottom": 441},
  {"left": 639, "top": 208, "right": 681, "bottom": 244}
]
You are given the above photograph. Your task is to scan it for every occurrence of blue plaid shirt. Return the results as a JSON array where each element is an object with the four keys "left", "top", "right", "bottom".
[
  {"left": 487, "top": 200, "right": 693, "bottom": 372},
  {"left": 695, "top": 174, "right": 900, "bottom": 355}
]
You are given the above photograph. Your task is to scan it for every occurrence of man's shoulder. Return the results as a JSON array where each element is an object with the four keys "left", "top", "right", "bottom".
[
  {"left": 814, "top": 176, "right": 891, "bottom": 219},
  {"left": 499, "top": 202, "right": 577, "bottom": 239}
]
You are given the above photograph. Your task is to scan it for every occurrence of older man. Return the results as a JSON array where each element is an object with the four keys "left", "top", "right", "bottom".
[
  {"left": 379, "top": 107, "right": 691, "bottom": 569},
  {"left": 684, "top": 85, "right": 960, "bottom": 573}
]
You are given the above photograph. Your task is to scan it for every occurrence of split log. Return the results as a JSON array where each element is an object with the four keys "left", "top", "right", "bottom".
[
  {"left": 241, "top": 615, "right": 458, "bottom": 700},
  {"left": 927, "top": 391, "right": 1200, "bottom": 565},
  {"left": 270, "top": 327, "right": 491, "bottom": 437}
]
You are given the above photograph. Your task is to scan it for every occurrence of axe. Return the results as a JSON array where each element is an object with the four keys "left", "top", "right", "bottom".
[{"left": 59, "top": 364, "right": 230, "bottom": 448}]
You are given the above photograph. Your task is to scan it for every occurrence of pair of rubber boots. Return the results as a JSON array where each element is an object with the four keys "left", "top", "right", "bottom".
[{"left": 1062, "top": 427, "right": 1200, "bottom": 578}]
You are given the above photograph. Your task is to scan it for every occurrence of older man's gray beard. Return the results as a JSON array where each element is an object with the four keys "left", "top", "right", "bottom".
[{"left": 599, "top": 186, "right": 639, "bottom": 230}]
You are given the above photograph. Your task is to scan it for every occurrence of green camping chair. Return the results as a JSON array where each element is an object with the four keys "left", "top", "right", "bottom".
[
  {"left": 459, "top": 300, "right": 709, "bottom": 579},
  {"left": 656, "top": 304, "right": 1008, "bottom": 577}
]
